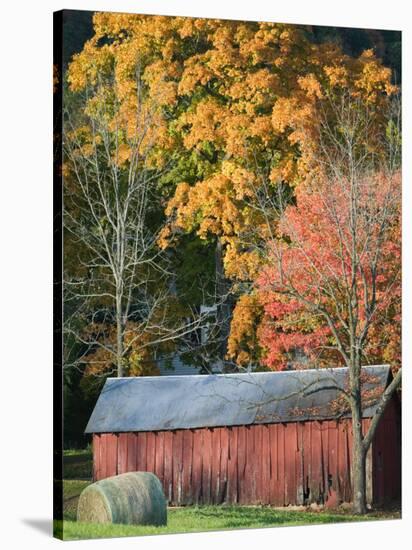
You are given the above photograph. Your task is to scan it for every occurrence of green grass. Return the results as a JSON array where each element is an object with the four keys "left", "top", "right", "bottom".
[
  {"left": 63, "top": 480, "right": 92, "bottom": 521},
  {"left": 61, "top": 507, "right": 390, "bottom": 540},
  {"left": 60, "top": 477, "right": 396, "bottom": 541},
  {"left": 58, "top": 451, "right": 400, "bottom": 541},
  {"left": 63, "top": 448, "right": 92, "bottom": 480}
]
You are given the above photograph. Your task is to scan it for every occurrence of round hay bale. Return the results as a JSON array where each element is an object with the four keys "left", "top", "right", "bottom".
[{"left": 77, "top": 472, "right": 167, "bottom": 526}]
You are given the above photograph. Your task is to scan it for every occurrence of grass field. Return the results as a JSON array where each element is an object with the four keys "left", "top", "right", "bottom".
[
  {"left": 58, "top": 449, "right": 400, "bottom": 541},
  {"left": 63, "top": 448, "right": 92, "bottom": 480},
  {"left": 60, "top": 506, "right": 390, "bottom": 540}
]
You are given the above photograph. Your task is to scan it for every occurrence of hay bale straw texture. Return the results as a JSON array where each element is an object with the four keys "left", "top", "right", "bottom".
[{"left": 77, "top": 472, "right": 167, "bottom": 526}]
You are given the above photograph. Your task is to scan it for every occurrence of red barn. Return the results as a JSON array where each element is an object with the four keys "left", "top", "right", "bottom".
[{"left": 85, "top": 365, "right": 400, "bottom": 507}]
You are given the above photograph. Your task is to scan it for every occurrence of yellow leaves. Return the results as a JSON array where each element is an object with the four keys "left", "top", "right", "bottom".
[
  {"left": 93, "top": 12, "right": 139, "bottom": 38},
  {"left": 165, "top": 182, "right": 190, "bottom": 218},
  {"left": 162, "top": 37, "right": 177, "bottom": 63},
  {"left": 116, "top": 143, "right": 130, "bottom": 165},
  {"left": 177, "top": 17, "right": 195, "bottom": 38},
  {"left": 183, "top": 98, "right": 226, "bottom": 149},
  {"left": 61, "top": 162, "right": 71, "bottom": 178},
  {"left": 221, "top": 161, "right": 255, "bottom": 199},
  {"left": 229, "top": 69, "right": 278, "bottom": 108},
  {"left": 176, "top": 17, "right": 209, "bottom": 38},
  {"left": 157, "top": 225, "right": 173, "bottom": 250},
  {"left": 354, "top": 49, "right": 396, "bottom": 101},
  {"left": 324, "top": 65, "right": 349, "bottom": 87},
  {"left": 298, "top": 73, "right": 323, "bottom": 99},
  {"left": 208, "top": 47, "right": 239, "bottom": 78},
  {"left": 178, "top": 54, "right": 214, "bottom": 95},
  {"left": 223, "top": 242, "right": 262, "bottom": 281},
  {"left": 269, "top": 155, "right": 297, "bottom": 185},
  {"left": 80, "top": 143, "right": 94, "bottom": 158},
  {"left": 143, "top": 60, "right": 178, "bottom": 107},
  {"left": 68, "top": 38, "right": 114, "bottom": 92},
  {"left": 164, "top": 174, "right": 249, "bottom": 241},
  {"left": 210, "top": 24, "right": 235, "bottom": 50},
  {"left": 272, "top": 97, "right": 299, "bottom": 133},
  {"left": 226, "top": 293, "right": 262, "bottom": 365}
]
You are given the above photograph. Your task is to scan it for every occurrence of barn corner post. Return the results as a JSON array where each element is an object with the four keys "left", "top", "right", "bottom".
[{"left": 350, "top": 365, "right": 402, "bottom": 514}]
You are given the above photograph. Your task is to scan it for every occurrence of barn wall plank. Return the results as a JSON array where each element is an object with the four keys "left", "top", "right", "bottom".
[
  {"left": 117, "top": 433, "right": 128, "bottom": 475},
  {"left": 99, "top": 433, "right": 108, "bottom": 479},
  {"left": 192, "top": 429, "right": 203, "bottom": 505},
  {"left": 268, "top": 424, "right": 280, "bottom": 505},
  {"left": 210, "top": 428, "right": 221, "bottom": 504},
  {"left": 136, "top": 432, "right": 147, "bottom": 471},
  {"left": 277, "top": 424, "right": 285, "bottom": 506},
  {"left": 328, "top": 421, "right": 338, "bottom": 495},
  {"left": 202, "top": 428, "right": 212, "bottom": 504},
  {"left": 320, "top": 421, "right": 328, "bottom": 503},
  {"left": 227, "top": 427, "right": 238, "bottom": 504},
  {"left": 255, "top": 425, "right": 264, "bottom": 504},
  {"left": 163, "top": 431, "right": 173, "bottom": 503},
  {"left": 126, "top": 433, "right": 137, "bottom": 472},
  {"left": 155, "top": 431, "right": 165, "bottom": 486},
  {"left": 248, "top": 425, "right": 257, "bottom": 504},
  {"left": 337, "top": 421, "right": 347, "bottom": 501},
  {"left": 237, "top": 426, "right": 247, "bottom": 504},
  {"left": 182, "top": 430, "right": 193, "bottom": 505},
  {"left": 241, "top": 427, "right": 249, "bottom": 504},
  {"left": 301, "top": 422, "right": 311, "bottom": 504},
  {"left": 146, "top": 432, "right": 156, "bottom": 473},
  {"left": 310, "top": 421, "right": 321, "bottom": 503},
  {"left": 261, "top": 425, "right": 270, "bottom": 505},
  {"left": 295, "top": 423, "right": 304, "bottom": 505},
  {"left": 105, "top": 433, "right": 118, "bottom": 478},
  {"left": 93, "top": 434, "right": 100, "bottom": 481},
  {"left": 219, "top": 428, "right": 229, "bottom": 504},
  {"left": 172, "top": 430, "right": 184, "bottom": 505},
  {"left": 346, "top": 419, "right": 353, "bottom": 502}
]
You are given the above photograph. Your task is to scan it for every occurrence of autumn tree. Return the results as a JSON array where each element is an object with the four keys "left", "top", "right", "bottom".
[
  {"left": 155, "top": 27, "right": 398, "bottom": 370},
  {"left": 252, "top": 89, "right": 401, "bottom": 514},
  {"left": 63, "top": 54, "right": 217, "bottom": 378}
]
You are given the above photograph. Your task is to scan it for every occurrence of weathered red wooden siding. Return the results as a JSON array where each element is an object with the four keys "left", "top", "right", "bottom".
[
  {"left": 92, "top": 413, "right": 400, "bottom": 506},
  {"left": 372, "top": 398, "right": 401, "bottom": 506}
]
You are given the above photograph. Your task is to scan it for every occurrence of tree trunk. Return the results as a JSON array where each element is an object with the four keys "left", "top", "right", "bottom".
[
  {"left": 350, "top": 353, "right": 368, "bottom": 515},
  {"left": 116, "top": 290, "right": 124, "bottom": 378},
  {"left": 116, "top": 316, "right": 124, "bottom": 377},
  {"left": 351, "top": 411, "right": 367, "bottom": 514},
  {"left": 215, "top": 240, "right": 230, "bottom": 357}
]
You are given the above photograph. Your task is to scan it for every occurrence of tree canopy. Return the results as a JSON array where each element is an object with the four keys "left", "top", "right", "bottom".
[{"left": 65, "top": 12, "right": 400, "bottom": 376}]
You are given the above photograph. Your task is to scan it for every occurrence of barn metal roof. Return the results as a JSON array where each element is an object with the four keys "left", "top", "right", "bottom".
[{"left": 85, "top": 365, "right": 391, "bottom": 433}]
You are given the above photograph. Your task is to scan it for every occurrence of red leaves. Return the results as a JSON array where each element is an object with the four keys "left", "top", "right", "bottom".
[{"left": 255, "top": 171, "right": 401, "bottom": 370}]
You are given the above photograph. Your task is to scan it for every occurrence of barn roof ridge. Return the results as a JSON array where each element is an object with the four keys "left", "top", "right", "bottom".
[
  {"left": 85, "top": 365, "right": 392, "bottom": 434},
  {"left": 104, "top": 364, "right": 391, "bottom": 382}
]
